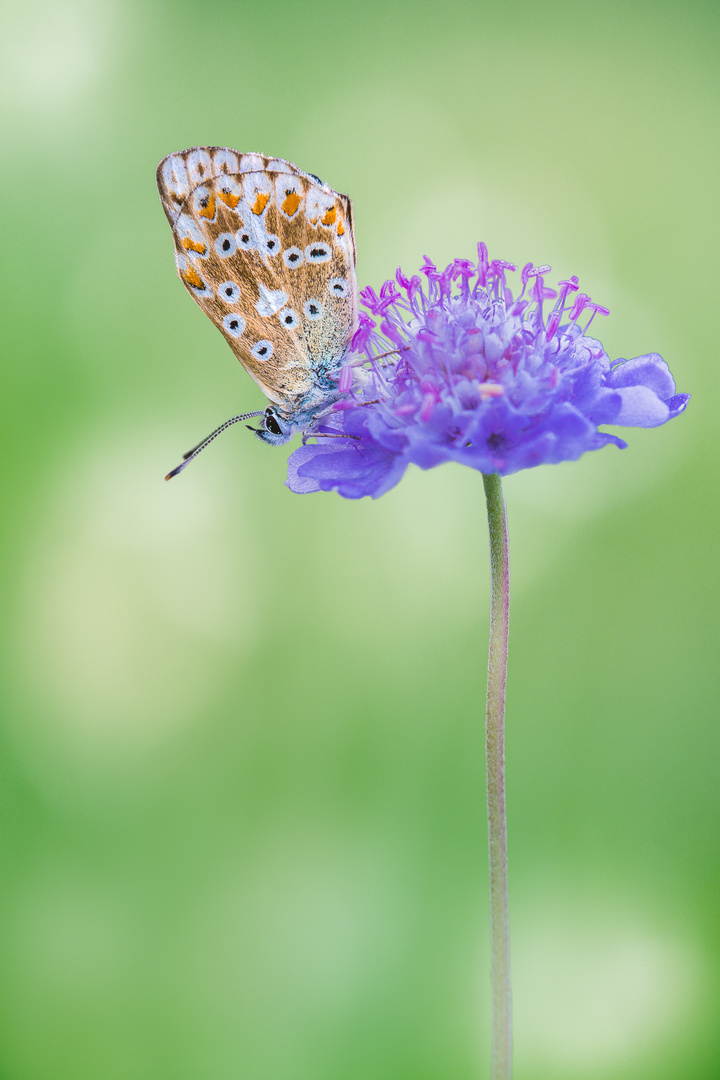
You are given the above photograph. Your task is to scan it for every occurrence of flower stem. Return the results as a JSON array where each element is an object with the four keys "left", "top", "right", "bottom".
[{"left": 482, "top": 472, "right": 512, "bottom": 1080}]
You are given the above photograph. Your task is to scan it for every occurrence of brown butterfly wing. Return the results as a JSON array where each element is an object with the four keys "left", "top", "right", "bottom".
[{"left": 157, "top": 147, "right": 357, "bottom": 410}]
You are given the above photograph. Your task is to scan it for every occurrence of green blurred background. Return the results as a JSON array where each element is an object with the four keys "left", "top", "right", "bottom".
[{"left": 1, "top": 0, "right": 718, "bottom": 1076}]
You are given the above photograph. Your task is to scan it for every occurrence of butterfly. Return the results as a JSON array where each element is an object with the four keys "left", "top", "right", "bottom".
[{"left": 157, "top": 146, "right": 358, "bottom": 478}]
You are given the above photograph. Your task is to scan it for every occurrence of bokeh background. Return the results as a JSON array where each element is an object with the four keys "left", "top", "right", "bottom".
[{"left": 1, "top": 0, "right": 718, "bottom": 1076}]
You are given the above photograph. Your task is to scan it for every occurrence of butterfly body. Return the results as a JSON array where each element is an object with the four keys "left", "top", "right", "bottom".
[{"left": 157, "top": 147, "right": 358, "bottom": 445}]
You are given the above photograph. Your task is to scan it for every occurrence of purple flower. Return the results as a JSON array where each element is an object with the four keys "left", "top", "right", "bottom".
[{"left": 287, "top": 244, "right": 689, "bottom": 498}]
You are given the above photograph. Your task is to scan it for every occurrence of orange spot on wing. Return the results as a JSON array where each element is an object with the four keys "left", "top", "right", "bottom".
[
  {"left": 321, "top": 206, "right": 337, "bottom": 226},
  {"left": 218, "top": 189, "right": 240, "bottom": 209},
  {"left": 198, "top": 193, "right": 216, "bottom": 220},
  {"left": 181, "top": 266, "right": 205, "bottom": 290},
  {"left": 251, "top": 192, "right": 270, "bottom": 215},
  {"left": 181, "top": 237, "right": 207, "bottom": 254},
  {"left": 337, "top": 221, "right": 345, "bottom": 236},
  {"left": 281, "top": 191, "right": 301, "bottom": 216}
]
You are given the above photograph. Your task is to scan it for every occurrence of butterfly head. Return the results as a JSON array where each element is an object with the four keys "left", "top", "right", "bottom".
[{"left": 249, "top": 406, "right": 295, "bottom": 445}]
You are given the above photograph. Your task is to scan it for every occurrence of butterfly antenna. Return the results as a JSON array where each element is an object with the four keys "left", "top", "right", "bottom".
[{"left": 165, "top": 411, "right": 264, "bottom": 480}]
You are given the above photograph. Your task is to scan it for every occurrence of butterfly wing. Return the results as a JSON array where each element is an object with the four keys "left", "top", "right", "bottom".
[{"left": 157, "top": 147, "right": 357, "bottom": 411}]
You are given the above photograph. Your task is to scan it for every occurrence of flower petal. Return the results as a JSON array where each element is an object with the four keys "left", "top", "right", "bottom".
[
  {"left": 612, "top": 386, "right": 670, "bottom": 427},
  {"left": 607, "top": 354, "right": 676, "bottom": 398}
]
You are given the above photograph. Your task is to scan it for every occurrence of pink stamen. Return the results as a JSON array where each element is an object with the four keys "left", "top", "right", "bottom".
[
  {"left": 526, "top": 264, "right": 552, "bottom": 278},
  {"left": 477, "top": 242, "right": 490, "bottom": 287},
  {"left": 545, "top": 312, "right": 561, "bottom": 341},
  {"left": 569, "top": 293, "right": 591, "bottom": 322},
  {"left": 583, "top": 303, "right": 610, "bottom": 332},
  {"left": 558, "top": 275, "right": 580, "bottom": 295}
]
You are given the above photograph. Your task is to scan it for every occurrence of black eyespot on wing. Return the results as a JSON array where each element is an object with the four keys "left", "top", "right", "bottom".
[
  {"left": 305, "top": 242, "right": 331, "bottom": 263},
  {"left": 222, "top": 312, "right": 245, "bottom": 337},
  {"left": 218, "top": 281, "right": 240, "bottom": 304}
]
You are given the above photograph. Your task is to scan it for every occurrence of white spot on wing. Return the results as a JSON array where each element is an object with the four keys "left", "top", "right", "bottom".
[
  {"left": 213, "top": 148, "right": 240, "bottom": 175},
  {"left": 256, "top": 284, "right": 288, "bottom": 317},
  {"left": 186, "top": 149, "right": 213, "bottom": 185},
  {"left": 235, "top": 212, "right": 270, "bottom": 253},
  {"left": 162, "top": 156, "right": 189, "bottom": 202},
  {"left": 306, "top": 189, "right": 335, "bottom": 223},
  {"left": 266, "top": 159, "right": 294, "bottom": 174},
  {"left": 238, "top": 153, "right": 265, "bottom": 173},
  {"left": 304, "top": 300, "right": 323, "bottom": 321}
]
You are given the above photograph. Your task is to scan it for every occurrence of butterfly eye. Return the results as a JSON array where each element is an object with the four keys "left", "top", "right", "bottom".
[
  {"left": 218, "top": 281, "right": 240, "bottom": 304},
  {"left": 283, "top": 247, "right": 304, "bottom": 269},
  {"left": 223, "top": 313, "right": 246, "bottom": 338},
  {"left": 329, "top": 277, "right": 348, "bottom": 297},
  {"left": 304, "top": 300, "right": 323, "bottom": 321},
  {"left": 264, "top": 409, "right": 283, "bottom": 435},
  {"left": 215, "top": 233, "right": 237, "bottom": 258},
  {"left": 305, "top": 242, "right": 331, "bottom": 264},
  {"left": 251, "top": 340, "right": 274, "bottom": 361},
  {"left": 278, "top": 308, "right": 299, "bottom": 329}
]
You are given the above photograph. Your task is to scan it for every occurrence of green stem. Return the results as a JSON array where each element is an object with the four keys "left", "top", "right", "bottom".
[{"left": 482, "top": 472, "right": 512, "bottom": 1080}]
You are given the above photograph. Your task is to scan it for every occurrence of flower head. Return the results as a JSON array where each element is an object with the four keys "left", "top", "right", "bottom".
[{"left": 288, "top": 244, "right": 689, "bottom": 498}]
